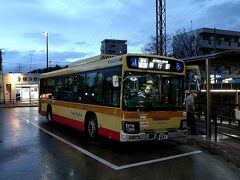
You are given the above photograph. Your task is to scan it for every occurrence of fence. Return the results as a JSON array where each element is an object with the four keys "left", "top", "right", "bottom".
[{"left": 0, "top": 98, "right": 39, "bottom": 107}]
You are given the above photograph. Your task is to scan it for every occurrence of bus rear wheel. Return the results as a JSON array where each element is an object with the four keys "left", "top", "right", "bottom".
[{"left": 85, "top": 114, "right": 98, "bottom": 141}]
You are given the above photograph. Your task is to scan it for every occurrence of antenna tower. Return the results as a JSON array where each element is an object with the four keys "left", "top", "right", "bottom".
[{"left": 156, "top": 0, "right": 166, "bottom": 55}]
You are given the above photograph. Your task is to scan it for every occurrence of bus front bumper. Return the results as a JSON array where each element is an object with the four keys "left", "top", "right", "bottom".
[{"left": 120, "top": 129, "right": 188, "bottom": 142}]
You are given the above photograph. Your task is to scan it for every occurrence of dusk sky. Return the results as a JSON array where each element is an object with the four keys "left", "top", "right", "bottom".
[{"left": 1, "top": 0, "right": 240, "bottom": 73}]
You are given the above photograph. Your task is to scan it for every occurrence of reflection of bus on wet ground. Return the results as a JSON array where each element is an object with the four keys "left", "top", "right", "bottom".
[{"left": 39, "top": 54, "right": 200, "bottom": 142}]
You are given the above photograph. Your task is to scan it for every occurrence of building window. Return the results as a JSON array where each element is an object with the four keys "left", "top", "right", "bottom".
[
  {"left": 23, "top": 77, "right": 27, "bottom": 82},
  {"left": 33, "top": 77, "right": 38, "bottom": 81},
  {"left": 28, "top": 77, "right": 32, "bottom": 81},
  {"left": 17, "top": 76, "right": 21, "bottom": 82}
]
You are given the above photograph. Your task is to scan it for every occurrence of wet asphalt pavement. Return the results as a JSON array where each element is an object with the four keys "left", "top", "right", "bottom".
[{"left": 0, "top": 107, "right": 240, "bottom": 180}]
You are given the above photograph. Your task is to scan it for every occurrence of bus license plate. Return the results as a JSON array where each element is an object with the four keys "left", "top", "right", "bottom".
[{"left": 157, "top": 132, "right": 168, "bottom": 140}]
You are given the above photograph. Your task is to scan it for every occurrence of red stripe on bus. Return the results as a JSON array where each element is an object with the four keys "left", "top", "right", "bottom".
[
  {"left": 52, "top": 114, "right": 84, "bottom": 131},
  {"left": 41, "top": 111, "right": 120, "bottom": 141},
  {"left": 40, "top": 111, "right": 46, "bottom": 116},
  {"left": 98, "top": 128, "right": 120, "bottom": 141}
]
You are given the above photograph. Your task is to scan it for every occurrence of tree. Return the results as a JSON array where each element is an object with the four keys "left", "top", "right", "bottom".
[
  {"left": 28, "top": 64, "right": 64, "bottom": 73},
  {"left": 142, "top": 35, "right": 173, "bottom": 56},
  {"left": 172, "top": 28, "right": 201, "bottom": 58},
  {"left": 142, "top": 28, "right": 201, "bottom": 58},
  {"left": 142, "top": 36, "right": 157, "bottom": 55}
]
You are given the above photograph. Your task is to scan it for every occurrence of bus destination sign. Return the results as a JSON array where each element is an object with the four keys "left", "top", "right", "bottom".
[{"left": 127, "top": 56, "right": 184, "bottom": 72}]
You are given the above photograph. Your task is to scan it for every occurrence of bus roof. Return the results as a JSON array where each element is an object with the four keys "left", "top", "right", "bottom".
[
  {"left": 40, "top": 53, "right": 183, "bottom": 79},
  {"left": 68, "top": 54, "right": 116, "bottom": 68},
  {"left": 40, "top": 54, "right": 122, "bottom": 79}
]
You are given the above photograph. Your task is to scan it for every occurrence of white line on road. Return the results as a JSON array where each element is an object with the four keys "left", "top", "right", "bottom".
[
  {"left": 26, "top": 120, "right": 202, "bottom": 171},
  {"left": 116, "top": 150, "right": 202, "bottom": 170},
  {"left": 26, "top": 120, "right": 119, "bottom": 170}
]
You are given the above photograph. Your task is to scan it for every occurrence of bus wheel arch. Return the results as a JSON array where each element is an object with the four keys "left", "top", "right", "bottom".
[
  {"left": 46, "top": 104, "right": 53, "bottom": 123},
  {"left": 84, "top": 112, "right": 98, "bottom": 140}
]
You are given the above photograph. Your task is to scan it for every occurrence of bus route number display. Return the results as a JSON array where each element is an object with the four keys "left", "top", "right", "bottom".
[{"left": 128, "top": 56, "right": 184, "bottom": 72}]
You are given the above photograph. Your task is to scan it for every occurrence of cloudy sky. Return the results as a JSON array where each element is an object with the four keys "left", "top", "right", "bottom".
[{"left": 0, "top": 0, "right": 239, "bottom": 73}]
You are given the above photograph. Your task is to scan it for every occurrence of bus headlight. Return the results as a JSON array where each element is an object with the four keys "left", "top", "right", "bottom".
[{"left": 122, "top": 122, "right": 140, "bottom": 134}]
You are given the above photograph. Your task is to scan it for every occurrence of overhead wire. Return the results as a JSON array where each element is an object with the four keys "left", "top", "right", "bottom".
[
  {"left": 85, "top": 0, "right": 119, "bottom": 53},
  {"left": 167, "top": 3, "right": 201, "bottom": 33},
  {"left": 88, "top": 0, "right": 130, "bottom": 55}
]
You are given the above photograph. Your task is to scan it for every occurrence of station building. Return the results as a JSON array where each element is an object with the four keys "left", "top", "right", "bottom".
[{"left": 1, "top": 73, "right": 40, "bottom": 105}]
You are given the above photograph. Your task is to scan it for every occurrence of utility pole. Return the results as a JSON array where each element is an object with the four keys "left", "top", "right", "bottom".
[
  {"left": 30, "top": 53, "right": 33, "bottom": 72},
  {"left": 0, "top": 49, "right": 3, "bottom": 103},
  {"left": 156, "top": 0, "right": 166, "bottom": 56},
  {"left": 0, "top": 49, "right": 2, "bottom": 72},
  {"left": 43, "top": 32, "right": 49, "bottom": 71},
  {"left": 18, "top": 64, "right": 22, "bottom": 73}
]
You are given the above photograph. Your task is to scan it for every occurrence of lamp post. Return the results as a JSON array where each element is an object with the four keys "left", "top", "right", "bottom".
[{"left": 43, "top": 32, "right": 49, "bottom": 71}]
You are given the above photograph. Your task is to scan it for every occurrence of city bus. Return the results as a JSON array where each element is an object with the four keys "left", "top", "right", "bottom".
[{"left": 39, "top": 54, "right": 200, "bottom": 142}]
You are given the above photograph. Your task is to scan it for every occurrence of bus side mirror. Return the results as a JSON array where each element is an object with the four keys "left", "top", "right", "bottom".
[{"left": 112, "top": 75, "right": 119, "bottom": 87}]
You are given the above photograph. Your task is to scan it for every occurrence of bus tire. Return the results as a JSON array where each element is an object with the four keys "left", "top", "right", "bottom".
[
  {"left": 46, "top": 105, "right": 53, "bottom": 123},
  {"left": 85, "top": 114, "right": 98, "bottom": 141}
]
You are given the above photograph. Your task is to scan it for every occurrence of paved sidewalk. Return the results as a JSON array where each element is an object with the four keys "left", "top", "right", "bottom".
[{"left": 184, "top": 134, "right": 240, "bottom": 168}]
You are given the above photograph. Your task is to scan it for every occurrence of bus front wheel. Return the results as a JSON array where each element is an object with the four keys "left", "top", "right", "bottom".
[{"left": 85, "top": 114, "right": 98, "bottom": 141}]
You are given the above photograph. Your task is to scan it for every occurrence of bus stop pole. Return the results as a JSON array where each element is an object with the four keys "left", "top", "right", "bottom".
[
  {"left": 206, "top": 58, "right": 211, "bottom": 140},
  {"left": 236, "top": 90, "right": 238, "bottom": 105}
]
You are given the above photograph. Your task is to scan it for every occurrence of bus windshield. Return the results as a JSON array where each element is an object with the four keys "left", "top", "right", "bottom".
[{"left": 123, "top": 72, "right": 185, "bottom": 111}]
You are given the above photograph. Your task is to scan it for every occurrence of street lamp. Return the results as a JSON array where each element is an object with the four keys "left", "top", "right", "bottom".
[{"left": 43, "top": 32, "right": 49, "bottom": 71}]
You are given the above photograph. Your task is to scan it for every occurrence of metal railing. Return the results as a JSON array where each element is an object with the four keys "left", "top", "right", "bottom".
[{"left": 0, "top": 98, "right": 39, "bottom": 107}]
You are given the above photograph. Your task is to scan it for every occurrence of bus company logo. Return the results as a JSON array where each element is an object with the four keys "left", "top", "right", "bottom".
[
  {"left": 140, "top": 121, "right": 149, "bottom": 128},
  {"left": 153, "top": 116, "right": 169, "bottom": 121},
  {"left": 108, "top": 59, "right": 119, "bottom": 64},
  {"left": 71, "top": 111, "right": 82, "bottom": 117}
]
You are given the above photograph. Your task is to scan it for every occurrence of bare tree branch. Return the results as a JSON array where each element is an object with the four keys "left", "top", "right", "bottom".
[
  {"left": 172, "top": 28, "right": 201, "bottom": 58},
  {"left": 142, "top": 35, "right": 173, "bottom": 56}
]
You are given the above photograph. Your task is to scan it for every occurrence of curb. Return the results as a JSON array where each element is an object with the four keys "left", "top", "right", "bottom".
[{"left": 195, "top": 138, "right": 240, "bottom": 168}]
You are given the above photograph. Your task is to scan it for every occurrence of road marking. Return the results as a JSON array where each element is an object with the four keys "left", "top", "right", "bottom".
[
  {"left": 116, "top": 150, "right": 202, "bottom": 170},
  {"left": 26, "top": 120, "right": 202, "bottom": 170},
  {"left": 26, "top": 120, "right": 119, "bottom": 170}
]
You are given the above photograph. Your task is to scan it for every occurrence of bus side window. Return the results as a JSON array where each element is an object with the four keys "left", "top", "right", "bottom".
[
  {"left": 46, "top": 78, "right": 55, "bottom": 98},
  {"left": 62, "top": 76, "right": 73, "bottom": 101},
  {"left": 85, "top": 72, "right": 103, "bottom": 105},
  {"left": 55, "top": 77, "right": 63, "bottom": 100},
  {"left": 72, "top": 74, "right": 85, "bottom": 103}
]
